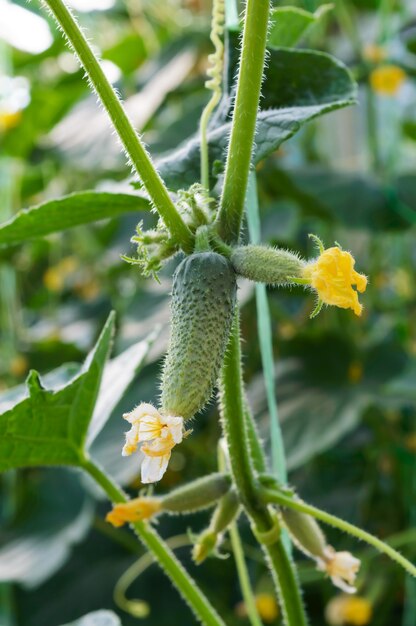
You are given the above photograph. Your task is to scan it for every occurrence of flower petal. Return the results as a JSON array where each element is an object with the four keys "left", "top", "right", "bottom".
[
  {"left": 164, "top": 416, "right": 184, "bottom": 444},
  {"left": 141, "top": 451, "right": 171, "bottom": 483}
]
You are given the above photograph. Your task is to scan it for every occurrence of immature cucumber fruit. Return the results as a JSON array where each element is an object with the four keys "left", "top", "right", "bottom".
[{"left": 161, "top": 252, "right": 237, "bottom": 420}]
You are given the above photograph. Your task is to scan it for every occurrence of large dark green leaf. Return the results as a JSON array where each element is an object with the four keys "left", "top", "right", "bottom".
[
  {"left": 0, "top": 313, "right": 115, "bottom": 471},
  {"left": 0, "top": 192, "right": 150, "bottom": 248},
  {"left": 259, "top": 166, "right": 412, "bottom": 231},
  {"left": 0, "top": 469, "right": 92, "bottom": 588},
  {"left": 157, "top": 48, "right": 356, "bottom": 189}
]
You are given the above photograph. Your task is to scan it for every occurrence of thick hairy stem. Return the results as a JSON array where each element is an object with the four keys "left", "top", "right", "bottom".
[
  {"left": 217, "top": 0, "right": 271, "bottom": 243},
  {"left": 219, "top": 313, "right": 307, "bottom": 626},
  {"left": 81, "top": 457, "right": 226, "bottom": 626},
  {"left": 42, "top": 0, "right": 194, "bottom": 253},
  {"left": 261, "top": 488, "right": 416, "bottom": 579}
]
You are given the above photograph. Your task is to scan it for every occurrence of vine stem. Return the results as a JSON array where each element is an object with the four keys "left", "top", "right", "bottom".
[
  {"left": 42, "top": 0, "right": 194, "bottom": 253},
  {"left": 217, "top": 0, "right": 271, "bottom": 243},
  {"left": 245, "top": 172, "right": 287, "bottom": 485},
  {"left": 261, "top": 488, "right": 416, "bottom": 579},
  {"left": 219, "top": 313, "right": 308, "bottom": 626},
  {"left": 229, "top": 523, "right": 263, "bottom": 626},
  {"left": 218, "top": 440, "right": 263, "bottom": 626},
  {"left": 80, "top": 457, "right": 226, "bottom": 626},
  {"left": 200, "top": 91, "right": 222, "bottom": 191}
]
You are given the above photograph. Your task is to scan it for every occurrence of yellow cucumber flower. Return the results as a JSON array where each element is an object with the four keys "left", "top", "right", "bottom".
[
  {"left": 318, "top": 547, "right": 361, "bottom": 594},
  {"left": 106, "top": 496, "right": 162, "bottom": 527},
  {"left": 370, "top": 64, "right": 406, "bottom": 96},
  {"left": 302, "top": 236, "right": 367, "bottom": 317},
  {"left": 122, "top": 403, "right": 184, "bottom": 483},
  {"left": 325, "top": 594, "right": 373, "bottom": 626}
]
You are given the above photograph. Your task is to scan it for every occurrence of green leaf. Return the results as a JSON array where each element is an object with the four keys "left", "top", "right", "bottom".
[
  {"left": 86, "top": 327, "right": 160, "bottom": 447},
  {"left": 259, "top": 167, "right": 410, "bottom": 231},
  {"left": 0, "top": 313, "right": 115, "bottom": 471},
  {"left": 157, "top": 48, "right": 356, "bottom": 190},
  {"left": 268, "top": 5, "right": 333, "bottom": 49},
  {"left": 0, "top": 192, "right": 150, "bottom": 248},
  {"left": 60, "top": 611, "right": 122, "bottom": 626},
  {"left": 0, "top": 469, "right": 92, "bottom": 588}
]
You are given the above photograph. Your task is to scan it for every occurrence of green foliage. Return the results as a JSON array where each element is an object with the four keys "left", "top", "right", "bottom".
[
  {"left": 268, "top": 5, "right": 333, "bottom": 49},
  {"left": 2, "top": 0, "right": 416, "bottom": 624},
  {"left": 0, "top": 192, "right": 151, "bottom": 247},
  {"left": 157, "top": 48, "right": 356, "bottom": 189},
  {"left": 0, "top": 313, "right": 115, "bottom": 471},
  {"left": 0, "top": 314, "right": 156, "bottom": 472},
  {"left": 0, "top": 469, "right": 92, "bottom": 588}
]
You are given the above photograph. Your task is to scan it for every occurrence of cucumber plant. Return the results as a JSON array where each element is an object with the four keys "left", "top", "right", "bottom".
[{"left": 0, "top": 1, "right": 415, "bottom": 625}]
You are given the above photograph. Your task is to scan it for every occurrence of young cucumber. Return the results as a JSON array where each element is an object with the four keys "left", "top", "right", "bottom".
[{"left": 161, "top": 252, "right": 237, "bottom": 420}]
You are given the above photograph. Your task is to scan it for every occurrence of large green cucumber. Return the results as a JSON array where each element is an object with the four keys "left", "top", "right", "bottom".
[{"left": 161, "top": 251, "right": 237, "bottom": 420}]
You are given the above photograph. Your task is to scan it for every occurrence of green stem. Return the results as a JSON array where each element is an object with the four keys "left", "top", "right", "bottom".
[
  {"left": 334, "top": 0, "right": 362, "bottom": 59},
  {"left": 366, "top": 84, "right": 382, "bottom": 174},
  {"left": 42, "top": 0, "right": 194, "bottom": 253},
  {"left": 81, "top": 457, "right": 226, "bottom": 626},
  {"left": 217, "top": 0, "right": 270, "bottom": 243},
  {"left": 261, "top": 488, "right": 416, "bottom": 579},
  {"left": 229, "top": 522, "right": 264, "bottom": 626},
  {"left": 245, "top": 172, "right": 287, "bottom": 484},
  {"left": 244, "top": 403, "right": 267, "bottom": 475},
  {"left": 219, "top": 313, "right": 307, "bottom": 626},
  {"left": 200, "top": 91, "right": 221, "bottom": 191},
  {"left": 114, "top": 534, "right": 191, "bottom": 618}
]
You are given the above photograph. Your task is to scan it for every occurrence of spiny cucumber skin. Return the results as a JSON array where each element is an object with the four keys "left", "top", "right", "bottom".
[
  {"left": 161, "top": 252, "right": 237, "bottom": 420},
  {"left": 231, "top": 245, "right": 304, "bottom": 285}
]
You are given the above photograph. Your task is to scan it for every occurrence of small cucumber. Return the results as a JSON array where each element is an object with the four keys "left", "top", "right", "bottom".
[{"left": 161, "top": 252, "right": 237, "bottom": 420}]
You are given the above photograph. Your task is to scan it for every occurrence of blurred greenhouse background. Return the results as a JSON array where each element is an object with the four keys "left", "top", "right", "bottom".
[{"left": 1, "top": 0, "right": 416, "bottom": 625}]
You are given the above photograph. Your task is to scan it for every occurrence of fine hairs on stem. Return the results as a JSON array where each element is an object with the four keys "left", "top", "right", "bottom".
[
  {"left": 42, "top": 0, "right": 194, "bottom": 253},
  {"left": 81, "top": 457, "right": 226, "bottom": 626}
]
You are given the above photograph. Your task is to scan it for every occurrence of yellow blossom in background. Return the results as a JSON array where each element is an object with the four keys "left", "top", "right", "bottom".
[
  {"left": 363, "top": 43, "right": 386, "bottom": 64},
  {"left": 370, "top": 64, "right": 406, "bottom": 96},
  {"left": 404, "top": 433, "right": 416, "bottom": 453},
  {"left": 0, "top": 110, "right": 21, "bottom": 132},
  {"left": 325, "top": 594, "right": 372, "bottom": 626},
  {"left": 303, "top": 245, "right": 367, "bottom": 316},
  {"left": 348, "top": 362, "right": 363, "bottom": 385},
  {"left": 122, "top": 403, "right": 184, "bottom": 483},
  {"left": 43, "top": 256, "right": 79, "bottom": 292},
  {"left": 106, "top": 496, "right": 162, "bottom": 527},
  {"left": 10, "top": 355, "right": 29, "bottom": 378},
  {"left": 318, "top": 547, "right": 361, "bottom": 594},
  {"left": 255, "top": 593, "right": 279, "bottom": 623},
  {"left": 235, "top": 593, "right": 279, "bottom": 623}
]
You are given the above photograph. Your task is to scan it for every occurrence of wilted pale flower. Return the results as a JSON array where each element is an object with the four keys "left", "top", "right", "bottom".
[
  {"left": 325, "top": 594, "right": 372, "bottom": 626},
  {"left": 302, "top": 243, "right": 367, "bottom": 316},
  {"left": 318, "top": 546, "right": 361, "bottom": 594},
  {"left": 122, "top": 403, "right": 184, "bottom": 483},
  {"left": 106, "top": 496, "right": 162, "bottom": 527}
]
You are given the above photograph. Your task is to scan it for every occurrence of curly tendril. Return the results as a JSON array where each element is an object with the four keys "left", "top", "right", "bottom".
[{"left": 200, "top": 0, "right": 225, "bottom": 191}]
